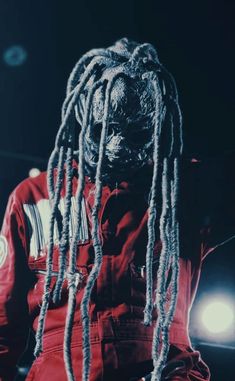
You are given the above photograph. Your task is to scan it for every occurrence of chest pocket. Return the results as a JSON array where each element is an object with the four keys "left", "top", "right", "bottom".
[{"left": 23, "top": 196, "right": 89, "bottom": 260}]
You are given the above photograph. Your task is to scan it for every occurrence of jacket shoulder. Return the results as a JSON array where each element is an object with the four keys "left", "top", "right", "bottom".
[{"left": 10, "top": 171, "right": 48, "bottom": 206}]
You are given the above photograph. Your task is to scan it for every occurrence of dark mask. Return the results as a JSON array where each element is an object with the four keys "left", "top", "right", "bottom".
[{"left": 75, "top": 74, "right": 157, "bottom": 183}]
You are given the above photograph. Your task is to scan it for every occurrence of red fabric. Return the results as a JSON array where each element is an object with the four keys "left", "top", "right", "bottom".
[{"left": 0, "top": 162, "right": 211, "bottom": 381}]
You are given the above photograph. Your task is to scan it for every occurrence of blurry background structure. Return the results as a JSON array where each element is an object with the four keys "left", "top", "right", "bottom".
[{"left": 0, "top": 1, "right": 234, "bottom": 380}]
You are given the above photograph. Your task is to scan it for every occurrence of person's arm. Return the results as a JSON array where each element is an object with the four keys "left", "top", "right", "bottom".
[{"left": 0, "top": 192, "right": 30, "bottom": 381}]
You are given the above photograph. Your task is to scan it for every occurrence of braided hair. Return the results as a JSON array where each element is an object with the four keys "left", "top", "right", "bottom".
[{"left": 34, "top": 37, "right": 183, "bottom": 381}]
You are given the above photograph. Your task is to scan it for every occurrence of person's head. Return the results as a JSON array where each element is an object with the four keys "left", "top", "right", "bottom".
[
  {"left": 52, "top": 37, "right": 182, "bottom": 184},
  {"left": 76, "top": 73, "right": 156, "bottom": 182}
]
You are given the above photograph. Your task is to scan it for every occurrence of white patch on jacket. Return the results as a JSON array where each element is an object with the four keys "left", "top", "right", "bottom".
[
  {"left": 23, "top": 197, "right": 89, "bottom": 259},
  {"left": 0, "top": 235, "right": 8, "bottom": 268}
]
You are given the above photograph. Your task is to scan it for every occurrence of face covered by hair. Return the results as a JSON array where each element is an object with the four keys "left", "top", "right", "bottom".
[{"left": 75, "top": 72, "right": 157, "bottom": 183}]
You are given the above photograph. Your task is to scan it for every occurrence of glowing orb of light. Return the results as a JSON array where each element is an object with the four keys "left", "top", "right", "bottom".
[
  {"left": 3, "top": 45, "right": 27, "bottom": 67},
  {"left": 201, "top": 300, "right": 234, "bottom": 334},
  {"left": 29, "top": 168, "right": 41, "bottom": 178}
]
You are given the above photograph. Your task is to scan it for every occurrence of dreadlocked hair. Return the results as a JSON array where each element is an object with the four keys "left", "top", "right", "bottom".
[{"left": 34, "top": 37, "right": 183, "bottom": 381}]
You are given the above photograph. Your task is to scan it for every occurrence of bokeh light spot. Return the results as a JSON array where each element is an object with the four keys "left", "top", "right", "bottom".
[
  {"left": 29, "top": 168, "right": 41, "bottom": 178},
  {"left": 3, "top": 45, "right": 28, "bottom": 67}
]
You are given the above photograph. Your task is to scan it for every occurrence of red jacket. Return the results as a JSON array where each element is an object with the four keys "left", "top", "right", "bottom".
[{"left": 0, "top": 161, "right": 214, "bottom": 381}]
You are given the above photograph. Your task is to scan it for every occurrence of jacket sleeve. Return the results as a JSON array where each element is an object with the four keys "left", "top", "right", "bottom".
[{"left": 0, "top": 192, "right": 30, "bottom": 381}]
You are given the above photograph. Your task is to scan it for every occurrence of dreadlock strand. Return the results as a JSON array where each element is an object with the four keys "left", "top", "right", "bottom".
[
  {"left": 168, "top": 103, "right": 183, "bottom": 158},
  {"left": 151, "top": 161, "right": 173, "bottom": 381},
  {"left": 61, "top": 56, "right": 120, "bottom": 135},
  {"left": 151, "top": 126, "right": 181, "bottom": 381},
  {"left": 52, "top": 145, "right": 74, "bottom": 304},
  {"left": 164, "top": 159, "right": 180, "bottom": 328},
  {"left": 144, "top": 75, "right": 164, "bottom": 326},
  {"left": 66, "top": 48, "right": 126, "bottom": 95},
  {"left": 47, "top": 91, "right": 82, "bottom": 302},
  {"left": 63, "top": 78, "right": 106, "bottom": 381},
  {"left": 61, "top": 89, "right": 77, "bottom": 124},
  {"left": 34, "top": 145, "right": 66, "bottom": 356},
  {"left": 66, "top": 49, "right": 105, "bottom": 95},
  {"left": 151, "top": 326, "right": 170, "bottom": 381},
  {"left": 151, "top": 159, "right": 171, "bottom": 357},
  {"left": 130, "top": 43, "right": 159, "bottom": 64},
  {"left": 56, "top": 57, "right": 113, "bottom": 154},
  {"left": 151, "top": 143, "right": 180, "bottom": 379},
  {"left": 151, "top": 161, "right": 180, "bottom": 381},
  {"left": 152, "top": 85, "right": 182, "bottom": 371},
  {"left": 155, "top": 159, "right": 171, "bottom": 315},
  {"left": 175, "top": 102, "right": 183, "bottom": 155},
  {"left": 160, "top": 69, "right": 183, "bottom": 155},
  {"left": 46, "top": 95, "right": 76, "bottom": 204},
  {"left": 47, "top": 148, "right": 59, "bottom": 200},
  {"left": 80, "top": 73, "right": 124, "bottom": 381},
  {"left": 63, "top": 136, "right": 87, "bottom": 381},
  {"left": 168, "top": 113, "right": 175, "bottom": 158}
]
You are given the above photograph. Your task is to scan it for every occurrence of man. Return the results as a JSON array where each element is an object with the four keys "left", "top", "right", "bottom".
[{"left": 0, "top": 38, "right": 215, "bottom": 381}]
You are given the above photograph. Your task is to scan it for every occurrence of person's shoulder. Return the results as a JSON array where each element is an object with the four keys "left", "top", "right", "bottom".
[{"left": 11, "top": 171, "right": 48, "bottom": 205}]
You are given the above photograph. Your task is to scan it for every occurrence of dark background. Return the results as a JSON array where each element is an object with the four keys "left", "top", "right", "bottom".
[{"left": 0, "top": 1, "right": 235, "bottom": 380}]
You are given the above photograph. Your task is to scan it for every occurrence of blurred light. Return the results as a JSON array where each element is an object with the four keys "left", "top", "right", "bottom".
[
  {"left": 17, "top": 366, "right": 30, "bottom": 376},
  {"left": 29, "top": 168, "right": 41, "bottom": 178},
  {"left": 191, "top": 158, "right": 201, "bottom": 163},
  {"left": 3, "top": 45, "right": 27, "bottom": 67},
  {"left": 201, "top": 300, "right": 234, "bottom": 334}
]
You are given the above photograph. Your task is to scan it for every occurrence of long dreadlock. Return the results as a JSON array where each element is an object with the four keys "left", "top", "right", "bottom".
[{"left": 34, "top": 37, "right": 183, "bottom": 381}]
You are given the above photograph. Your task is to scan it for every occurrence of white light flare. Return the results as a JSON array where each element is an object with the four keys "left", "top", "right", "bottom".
[{"left": 201, "top": 300, "right": 234, "bottom": 334}]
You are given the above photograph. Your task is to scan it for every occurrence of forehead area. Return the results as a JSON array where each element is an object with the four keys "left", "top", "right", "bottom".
[{"left": 91, "top": 76, "right": 156, "bottom": 123}]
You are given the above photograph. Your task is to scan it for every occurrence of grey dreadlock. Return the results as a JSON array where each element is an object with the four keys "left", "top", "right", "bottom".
[{"left": 34, "top": 37, "right": 183, "bottom": 381}]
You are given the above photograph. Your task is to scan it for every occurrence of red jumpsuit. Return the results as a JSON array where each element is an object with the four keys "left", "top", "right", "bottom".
[{"left": 0, "top": 161, "right": 212, "bottom": 381}]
